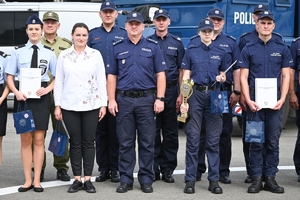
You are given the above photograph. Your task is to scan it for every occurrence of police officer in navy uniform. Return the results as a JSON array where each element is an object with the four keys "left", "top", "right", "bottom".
[
  {"left": 107, "top": 12, "right": 167, "bottom": 193},
  {"left": 289, "top": 37, "right": 300, "bottom": 183},
  {"left": 148, "top": 9, "right": 185, "bottom": 183},
  {"left": 88, "top": 0, "right": 126, "bottom": 183},
  {"left": 0, "top": 51, "right": 9, "bottom": 165},
  {"left": 5, "top": 14, "right": 57, "bottom": 192},
  {"left": 180, "top": 18, "right": 227, "bottom": 194},
  {"left": 196, "top": 8, "right": 240, "bottom": 184},
  {"left": 238, "top": 4, "right": 283, "bottom": 184},
  {"left": 239, "top": 11, "right": 292, "bottom": 194}
]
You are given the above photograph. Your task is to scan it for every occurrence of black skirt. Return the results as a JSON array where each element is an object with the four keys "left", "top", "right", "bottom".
[
  {"left": 14, "top": 82, "right": 51, "bottom": 130},
  {"left": 0, "top": 84, "right": 7, "bottom": 136}
]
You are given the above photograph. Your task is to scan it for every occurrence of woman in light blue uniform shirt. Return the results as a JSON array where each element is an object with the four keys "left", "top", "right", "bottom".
[
  {"left": 0, "top": 51, "right": 9, "bottom": 165},
  {"left": 5, "top": 14, "right": 57, "bottom": 193}
]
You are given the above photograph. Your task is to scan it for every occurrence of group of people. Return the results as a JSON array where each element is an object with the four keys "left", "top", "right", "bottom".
[{"left": 0, "top": 1, "right": 300, "bottom": 195}]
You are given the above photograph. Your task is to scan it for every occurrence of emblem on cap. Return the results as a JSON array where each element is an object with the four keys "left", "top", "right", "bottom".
[
  {"left": 205, "top": 20, "right": 210, "bottom": 24},
  {"left": 32, "top": 19, "right": 36, "bottom": 23},
  {"left": 159, "top": 9, "right": 163, "bottom": 13},
  {"left": 48, "top": 12, "right": 53, "bottom": 16},
  {"left": 258, "top": 5, "right": 263, "bottom": 8},
  {"left": 264, "top": 11, "right": 269, "bottom": 14},
  {"left": 106, "top": 2, "right": 110, "bottom": 5},
  {"left": 215, "top": 10, "right": 220, "bottom": 14},
  {"left": 132, "top": 13, "right": 137, "bottom": 17}
]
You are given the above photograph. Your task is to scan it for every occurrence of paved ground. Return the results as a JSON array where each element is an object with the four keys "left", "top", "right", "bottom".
[{"left": 0, "top": 112, "right": 299, "bottom": 200}]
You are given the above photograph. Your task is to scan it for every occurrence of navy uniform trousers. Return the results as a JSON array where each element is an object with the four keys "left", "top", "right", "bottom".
[
  {"left": 294, "top": 84, "right": 300, "bottom": 175},
  {"left": 154, "top": 84, "right": 179, "bottom": 174},
  {"left": 116, "top": 93, "right": 156, "bottom": 185},
  {"left": 185, "top": 89, "right": 222, "bottom": 182}
]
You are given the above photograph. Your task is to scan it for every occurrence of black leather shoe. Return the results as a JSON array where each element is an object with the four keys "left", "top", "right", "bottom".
[
  {"left": 116, "top": 182, "right": 133, "bottom": 193},
  {"left": 162, "top": 171, "right": 175, "bottom": 183},
  {"left": 141, "top": 183, "right": 153, "bottom": 193},
  {"left": 111, "top": 170, "right": 120, "bottom": 182},
  {"left": 95, "top": 170, "right": 110, "bottom": 182},
  {"left": 208, "top": 181, "right": 223, "bottom": 194},
  {"left": 68, "top": 180, "right": 83, "bottom": 193},
  {"left": 154, "top": 172, "right": 160, "bottom": 181},
  {"left": 244, "top": 175, "right": 254, "bottom": 183},
  {"left": 84, "top": 180, "right": 96, "bottom": 193},
  {"left": 40, "top": 169, "right": 44, "bottom": 182},
  {"left": 196, "top": 174, "right": 202, "bottom": 181},
  {"left": 263, "top": 176, "right": 284, "bottom": 193},
  {"left": 247, "top": 176, "right": 263, "bottom": 193},
  {"left": 33, "top": 186, "right": 44, "bottom": 192},
  {"left": 298, "top": 175, "right": 300, "bottom": 182},
  {"left": 57, "top": 169, "right": 70, "bottom": 181},
  {"left": 183, "top": 181, "right": 195, "bottom": 194},
  {"left": 18, "top": 185, "right": 33, "bottom": 192},
  {"left": 219, "top": 175, "right": 231, "bottom": 184}
]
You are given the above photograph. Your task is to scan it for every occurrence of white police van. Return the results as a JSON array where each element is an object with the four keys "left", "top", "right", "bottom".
[{"left": 0, "top": 1, "right": 103, "bottom": 109}]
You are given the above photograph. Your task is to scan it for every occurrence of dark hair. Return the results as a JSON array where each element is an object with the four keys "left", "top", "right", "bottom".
[{"left": 71, "top": 23, "right": 89, "bottom": 34}]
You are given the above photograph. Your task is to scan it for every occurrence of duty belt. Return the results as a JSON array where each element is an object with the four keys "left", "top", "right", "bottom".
[
  {"left": 194, "top": 85, "right": 213, "bottom": 91},
  {"left": 166, "top": 80, "right": 177, "bottom": 88},
  {"left": 118, "top": 89, "right": 155, "bottom": 98}
]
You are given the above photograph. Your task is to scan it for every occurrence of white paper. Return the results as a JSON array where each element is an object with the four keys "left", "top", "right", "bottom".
[
  {"left": 255, "top": 78, "right": 277, "bottom": 108},
  {"left": 19, "top": 68, "right": 41, "bottom": 99}
]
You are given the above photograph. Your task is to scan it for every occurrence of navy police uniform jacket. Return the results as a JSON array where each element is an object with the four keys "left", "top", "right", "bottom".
[
  {"left": 147, "top": 33, "right": 185, "bottom": 82},
  {"left": 238, "top": 37, "right": 293, "bottom": 88},
  {"left": 290, "top": 37, "right": 300, "bottom": 80},
  {"left": 88, "top": 25, "right": 126, "bottom": 68},
  {"left": 107, "top": 37, "right": 167, "bottom": 91},
  {"left": 181, "top": 35, "right": 227, "bottom": 86}
]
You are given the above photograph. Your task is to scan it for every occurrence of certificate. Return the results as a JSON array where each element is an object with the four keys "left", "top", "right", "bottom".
[
  {"left": 19, "top": 68, "right": 41, "bottom": 99},
  {"left": 255, "top": 78, "right": 277, "bottom": 108}
]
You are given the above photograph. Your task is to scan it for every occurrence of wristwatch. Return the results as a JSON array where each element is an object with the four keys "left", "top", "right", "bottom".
[
  {"left": 233, "top": 90, "right": 241, "bottom": 95},
  {"left": 156, "top": 97, "right": 165, "bottom": 101}
]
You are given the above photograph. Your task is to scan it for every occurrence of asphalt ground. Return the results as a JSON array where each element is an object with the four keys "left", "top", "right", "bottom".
[{"left": 0, "top": 112, "right": 299, "bottom": 200}]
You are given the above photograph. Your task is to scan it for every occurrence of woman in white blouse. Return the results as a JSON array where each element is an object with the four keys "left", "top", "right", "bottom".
[{"left": 54, "top": 22, "right": 107, "bottom": 193}]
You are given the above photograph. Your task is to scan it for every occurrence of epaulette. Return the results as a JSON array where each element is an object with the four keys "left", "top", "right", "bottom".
[
  {"left": 273, "top": 38, "right": 285, "bottom": 45},
  {"left": 44, "top": 45, "right": 54, "bottom": 51},
  {"left": 226, "top": 34, "right": 236, "bottom": 41},
  {"left": 119, "top": 26, "right": 126, "bottom": 30},
  {"left": 89, "top": 26, "right": 100, "bottom": 32},
  {"left": 239, "top": 32, "right": 251, "bottom": 38},
  {"left": 113, "top": 39, "right": 124, "bottom": 46},
  {"left": 170, "top": 34, "right": 181, "bottom": 41},
  {"left": 190, "top": 35, "right": 199, "bottom": 40},
  {"left": 15, "top": 44, "right": 25, "bottom": 50},
  {"left": 62, "top": 38, "right": 72, "bottom": 46},
  {"left": 0, "top": 51, "right": 7, "bottom": 58},
  {"left": 273, "top": 32, "right": 282, "bottom": 39},
  {"left": 245, "top": 40, "right": 256, "bottom": 47},
  {"left": 147, "top": 38, "right": 158, "bottom": 44},
  {"left": 292, "top": 37, "right": 300, "bottom": 43}
]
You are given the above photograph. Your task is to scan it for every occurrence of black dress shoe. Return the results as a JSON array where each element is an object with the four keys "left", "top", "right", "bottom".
[
  {"left": 183, "top": 181, "right": 195, "bottom": 194},
  {"left": 116, "top": 182, "right": 133, "bottom": 193},
  {"left": 95, "top": 170, "right": 110, "bottom": 182},
  {"left": 68, "top": 180, "right": 83, "bottom": 193},
  {"left": 40, "top": 169, "right": 44, "bottom": 182},
  {"left": 219, "top": 175, "right": 231, "bottom": 184},
  {"left": 208, "top": 181, "right": 223, "bottom": 194},
  {"left": 33, "top": 186, "right": 44, "bottom": 192},
  {"left": 18, "top": 185, "right": 33, "bottom": 192},
  {"left": 111, "top": 170, "right": 120, "bottom": 182},
  {"left": 244, "top": 175, "right": 254, "bottom": 183},
  {"left": 298, "top": 175, "right": 300, "bottom": 182},
  {"left": 84, "top": 180, "right": 96, "bottom": 193},
  {"left": 247, "top": 176, "right": 263, "bottom": 193},
  {"left": 162, "top": 171, "right": 175, "bottom": 183},
  {"left": 141, "top": 183, "right": 153, "bottom": 193},
  {"left": 57, "top": 169, "right": 70, "bottom": 181},
  {"left": 154, "top": 172, "right": 160, "bottom": 181},
  {"left": 263, "top": 176, "right": 284, "bottom": 193}
]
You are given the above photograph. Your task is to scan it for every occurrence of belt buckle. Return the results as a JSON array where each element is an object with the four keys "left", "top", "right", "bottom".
[{"left": 204, "top": 86, "right": 209, "bottom": 91}]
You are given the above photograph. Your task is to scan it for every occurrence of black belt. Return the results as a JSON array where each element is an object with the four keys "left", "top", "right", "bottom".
[
  {"left": 249, "top": 87, "right": 280, "bottom": 91},
  {"left": 166, "top": 80, "right": 177, "bottom": 88},
  {"left": 118, "top": 89, "right": 155, "bottom": 98},
  {"left": 195, "top": 85, "right": 213, "bottom": 91}
]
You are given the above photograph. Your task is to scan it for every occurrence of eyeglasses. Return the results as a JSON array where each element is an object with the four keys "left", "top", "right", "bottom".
[{"left": 200, "top": 30, "right": 213, "bottom": 34}]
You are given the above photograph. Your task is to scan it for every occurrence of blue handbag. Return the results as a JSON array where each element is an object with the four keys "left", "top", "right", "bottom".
[
  {"left": 48, "top": 121, "right": 68, "bottom": 156},
  {"left": 13, "top": 101, "right": 36, "bottom": 134},
  {"left": 210, "top": 83, "right": 229, "bottom": 114},
  {"left": 245, "top": 111, "right": 265, "bottom": 143}
]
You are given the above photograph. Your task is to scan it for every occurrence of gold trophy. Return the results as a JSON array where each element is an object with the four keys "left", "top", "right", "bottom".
[{"left": 177, "top": 79, "right": 194, "bottom": 123}]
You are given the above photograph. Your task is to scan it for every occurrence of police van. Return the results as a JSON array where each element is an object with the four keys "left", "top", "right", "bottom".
[{"left": 0, "top": 1, "right": 103, "bottom": 108}]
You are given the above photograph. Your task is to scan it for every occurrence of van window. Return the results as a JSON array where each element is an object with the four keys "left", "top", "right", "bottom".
[
  {"left": 275, "top": 0, "right": 291, "bottom": 6},
  {"left": 231, "top": 0, "right": 268, "bottom": 3},
  {"left": 0, "top": 11, "right": 37, "bottom": 46}
]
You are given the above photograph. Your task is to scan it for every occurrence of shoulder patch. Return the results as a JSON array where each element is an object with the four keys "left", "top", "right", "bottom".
[
  {"left": 293, "top": 37, "right": 300, "bottom": 43},
  {"left": 44, "top": 45, "right": 54, "bottom": 51},
  {"left": 15, "top": 44, "right": 25, "bottom": 50},
  {"left": 240, "top": 32, "right": 251, "bottom": 38},
  {"left": 0, "top": 51, "right": 7, "bottom": 58},
  {"left": 226, "top": 34, "right": 236, "bottom": 41},
  {"left": 170, "top": 34, "right": 181, "bottom": 41},
  {"left": 113, "top": 39, "right": 124, "bottom": 46},
  {"left": 146, "top": 38, "right": 158, "bottom": 44},
  {"left": 62, "top": 38, "right": 72, "bottom": 46}
]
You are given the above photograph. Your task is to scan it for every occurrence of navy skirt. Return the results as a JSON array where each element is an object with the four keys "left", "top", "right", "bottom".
[{"left": 0, "top": 84, "right": 8, "bottom": 136}]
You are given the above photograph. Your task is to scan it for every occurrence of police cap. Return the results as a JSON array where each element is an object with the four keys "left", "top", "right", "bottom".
[
  {"left": 153, "top": 9, "right": 170, "bottom": 19},
  {"left": 100, "top": 1, "right": 117, "bottom": 11},
  {"left": 43, "top": 11, "right": 59, "bottom": 21},
  {"left": 198, "top": 18, "right": 214, "bottom": 31},
  {"left": 126, "top": 12, "right": 144, "bottom": 23},
  {"left": 253, "top": 4, "right": 268, "bottom": 14},
  {"left": 258, "top": 10, "right": 275, "bottom": 22},
  {"left": 26, "top": 14, "right": 43, "bottom": 26},
  {"left": 207, "top": 8, "right": 224, "bottom": 19}
]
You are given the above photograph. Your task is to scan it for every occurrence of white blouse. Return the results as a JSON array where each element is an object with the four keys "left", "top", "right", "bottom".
[{"left": 54, "top": 45, "right": 107, "bottom": 111}]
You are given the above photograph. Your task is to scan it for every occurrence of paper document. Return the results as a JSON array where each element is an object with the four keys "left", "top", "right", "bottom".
[
  {"left": 19, "top": 68, "right": 41, "bottom": 99},
  {"left": 255, "top": 78, "right": 277, "bottom": 108}
]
